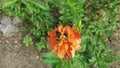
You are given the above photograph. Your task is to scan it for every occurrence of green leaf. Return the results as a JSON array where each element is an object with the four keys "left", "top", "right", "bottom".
[
  {"left": 80, "top": 35, "right": 87, "bottom": 52},
  {"left": 23, "top": 36, "right": 33, "bottom": 47},
  {"left": 89, "top": 57, "right": 96, "bottom": 63},
  {"left": 74, "top": 19, "right": 83, "bottom": 32},
  {"left": 72, "top": 56, "right": 87, "bottom": 68},
  {"left": 105, "top": 53, "right": 120, "bottom": 63},
  {"left": 36, "top": 37, "right": 45, "bottom": 51},
  {"left": 42, "top": 52, "right": 60, "bottom": 65},
  {"left": 21, "top": 0, "right": 33, "bottom": 13},
  {"left": 30, "top": 0, "right": 48, "bottom": 10},
  {"left": 2, "top": 0, "right": 17, "bottom": 9},
  {"left": 36, "top": 42, "right": 45, "bottom": 51},
  {"left": 55, "top": 64, "right": 62, "bottom": 68}
]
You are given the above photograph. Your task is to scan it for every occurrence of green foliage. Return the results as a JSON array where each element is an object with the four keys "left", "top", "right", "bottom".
[
  {"left": 36, "top": 37, "right": 46, "bottom": 51},
  {"left": 69, "top": 54, "right": 87, "bottom": 68},
  {"left": 80, "top": 0, "right": 120, "bottom": 68},
  {"left": 59, "top": 0, "right": 85, "bottom": 25},
  {"left": 2, "top": 0, "right": 120, "bottom": 68},
  {"left": 23, "top": 36, "right": 33, "bottom": 47},
  {"left": 2, "top": 0, "right": 54, "bottom": 49},
  {"left": 42, "top": 52, "right": 60, "bottom": 65},
  {"left": 74, "top": 19, "right": 83, "bottom": 32},
  {"left": 42, "top": 52, "right": 87, "bottom": 68}
]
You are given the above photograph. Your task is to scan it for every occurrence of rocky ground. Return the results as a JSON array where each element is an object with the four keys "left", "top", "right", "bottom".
[
  {"left": 0, "top": 15, "right": 50, "bottom": 68},
  {"left": 0, "top": 31, "right": 50, "bottom": 68}
]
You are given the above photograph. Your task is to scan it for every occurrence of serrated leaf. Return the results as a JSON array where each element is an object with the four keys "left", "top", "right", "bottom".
[
  {"left": 23, "top": 36, "right": 33, "bottom": 47},
  {"left": 36, "top": 37, "right": 46, "bottom": 50},
  {"left": 36, "top": 42, "right": 45, "bottom": 51}
]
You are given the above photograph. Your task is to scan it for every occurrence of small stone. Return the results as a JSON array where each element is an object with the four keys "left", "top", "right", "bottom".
[
  {"left": 0, "top": 24, "right": 6, "bottom": 32},
  {"left": 3, "top": 24, "right": 19, "bottom": 37},
  {"left": 14, "top": 40, "right": 18, "bottom": 44},
  {"left": 1, "top": 16, "right": 12, "bottom": 26},
  {"left": 13, "top": 17, "right": 20, "bottom": 26},
  {"left": 15, "top": 45, "right": 18, "bottom": 48},
  {"left": 8, "top": 60, "right": 11, "bottom": 63},
  {"left": 117, "top": 24, "right": 120, "bottom": 29},
  {"left": 36, "top": 56, "right": 39, "bottom": 59},
  {"left": 5, "top": 39, "right": 9, "bottom": 44},
  {"left": 14, "top": 59, "right": 17, "bottom": 62}
]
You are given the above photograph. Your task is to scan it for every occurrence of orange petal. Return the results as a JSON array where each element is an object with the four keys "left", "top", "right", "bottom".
[
  {"left": 47, "top": 29, "right": 57, "bottom": 48},
  {"left": 74, "top": 32, "right": 81, "bottom": 39},
  {"left": 71, "top": 48, "right": 75, "bottom": 58},
  {"left": 57, "top": 25, "right": 70, "bottom": 34},
  {"left": 57, "top": 24, "right": 63, "bottom": 34},
  {"left": 63, "top": 40, "right": 71, "bottom": 51},
  {"left": 67, "top": 28, "right": 74, "bottom": 41},
  {"left": 65, "top": 44, "right": 68, "bottom": 51},
  {"left": 63, "top": 25, "right": 70, "bottom": 34},
  {"left": 68, "top": 27, "right": 81, "bottom": 43},
  {"left": 52, "top": 46, "right": 59, "bottom": 52},
  {"left": 47, "top": 37, "right": 57, "bottom": 46},
  {"left": 58, "top": 49, "right": 65, "bottom": 58},
  {"left": 73, "top": 39, "right": 82, "bottom": 51},
  {"left": 58, "top": 41, "right": 63, "bottom": 46},
  {"left": 75, "top": 44, "right": 82, "bottom": 51},
  {"left": 47, "top": 29, "right": 56, "bottom": 37},
  {"left": 66, "top": 46, "right": 72, "bottom": 58},
  {"left": 73, "top": 39, "right": 81, "bottom": 48}
]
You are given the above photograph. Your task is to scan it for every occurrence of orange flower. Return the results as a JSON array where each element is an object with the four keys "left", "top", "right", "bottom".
[
  {"left": 57, "top": 24, "right": 69, "bottom": 35},
  {"left": 47, "top": 29, "right": 57, "bottom": 49},
  {"left": 47, "top": 25, "right": 81, "bottom": 59}
]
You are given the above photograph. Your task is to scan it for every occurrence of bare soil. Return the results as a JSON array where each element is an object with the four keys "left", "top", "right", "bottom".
[
  {"left": 108, "top": 25, "right": 120, "bottom": 68},
  {"left": 0, "top": 31, "right": 50, "bottom": 68}
]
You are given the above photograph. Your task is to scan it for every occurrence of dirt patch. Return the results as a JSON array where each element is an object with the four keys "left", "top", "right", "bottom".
[
  {"left": 0, "top": 31, "right": 50, "bottom": 68},
  {"left": 108, "top": 25, "right": 120, "bottom": 68}
]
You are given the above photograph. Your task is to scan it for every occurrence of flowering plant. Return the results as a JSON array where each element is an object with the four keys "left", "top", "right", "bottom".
[
  {"left": 47, "top": 25, "right": 81, "bottom": 59},
  {"left": 2, "top": 0, "right": 120, "bottom": 68}
]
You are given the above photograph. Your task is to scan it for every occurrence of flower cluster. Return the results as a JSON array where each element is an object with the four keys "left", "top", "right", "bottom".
[{"left": 47, "top": 25, "right": 81, "bottom": 59}]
